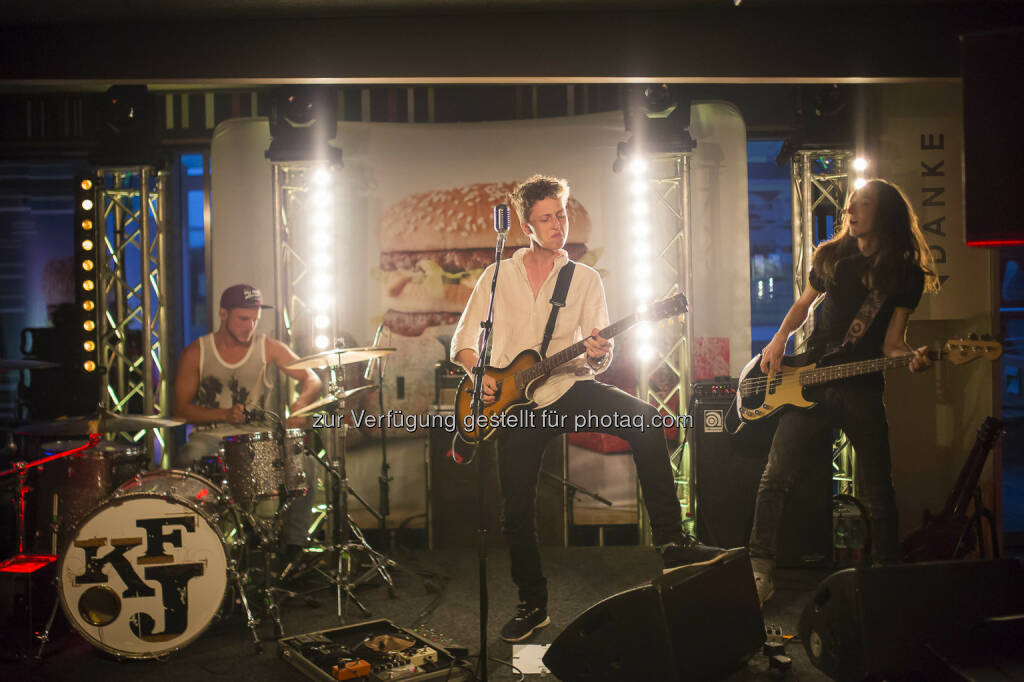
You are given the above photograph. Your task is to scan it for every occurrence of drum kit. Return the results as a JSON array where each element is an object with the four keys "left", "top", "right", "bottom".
[{"left": 0, "top": 346, "right": 398, "bottom": 661}]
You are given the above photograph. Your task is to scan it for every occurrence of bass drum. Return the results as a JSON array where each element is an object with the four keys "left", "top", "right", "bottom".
[{"left": 57, "top": 470, "right": 240, "bottom": 659}]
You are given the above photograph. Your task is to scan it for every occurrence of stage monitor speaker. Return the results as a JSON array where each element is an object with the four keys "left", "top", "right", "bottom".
[
  {"left": 427, "top": 425, "right": 565, "bottom": 549},
  {"left": 0, "top": 554, "right": 61, "bottom": 660},
  {"left": 543, "top": 548, "right": 764, "bottom": 682},
  {"left": 799, "top": 558, "right": 1024, "bottom": 682},
  {"left": 693, "top": 395, "right": 832, "bottom": 567},
  {"left": 963, "top": 28, "right": 1024, "bottom": 247}
]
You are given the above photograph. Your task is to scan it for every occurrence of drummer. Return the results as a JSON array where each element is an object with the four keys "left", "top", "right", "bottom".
[{"left": 173, "top": 284, "right": 322, "bottom": 553}]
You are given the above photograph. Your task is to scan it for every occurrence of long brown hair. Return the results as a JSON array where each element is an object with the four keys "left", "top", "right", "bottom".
[{"left": 811, "top": 178, "right": 940, "bottom": 294}]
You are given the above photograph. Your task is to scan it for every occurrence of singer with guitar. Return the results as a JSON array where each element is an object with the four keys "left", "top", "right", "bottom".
[
  {"left": 451, "top": 175, "right": 724, "bottom": 644},
  {"left": 749, "top": 179, "right": 940, "bottom": 606},
  {"left": 172, "top": 283, "right": 322, "bottom": 558}
]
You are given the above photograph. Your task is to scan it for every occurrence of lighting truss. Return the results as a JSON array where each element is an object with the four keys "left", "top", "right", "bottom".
[
  {"left": 271, "top": 162, "right": 337, "bottom": 407},
  {"left": 93, "top": 167, "right": 171, "bottom": 465},
  {"left": 629, "top": 152, "right": 696, "bottom": 539},
  {"left": 789, "top": 149, "right": 856, "bottom": 494}
]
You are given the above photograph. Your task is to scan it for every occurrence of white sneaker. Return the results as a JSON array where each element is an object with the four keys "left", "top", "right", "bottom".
[{"left": 754, "top": 571, "right": 774, "bottom": 606}]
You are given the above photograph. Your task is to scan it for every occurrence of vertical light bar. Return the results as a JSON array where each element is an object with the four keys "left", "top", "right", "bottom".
[{"left": 628, "top": 156, "right": 655, "bottom": 363}]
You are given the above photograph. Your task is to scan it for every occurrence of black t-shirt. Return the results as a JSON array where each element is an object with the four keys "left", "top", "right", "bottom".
[{"left": 806, "top": 255, "right": 924, "bottom": 388}]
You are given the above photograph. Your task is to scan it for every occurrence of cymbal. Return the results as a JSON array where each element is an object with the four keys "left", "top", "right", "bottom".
[
  {"left": 17, "top": 411, "right": 185, "bottom": 436},
  {"left": 0, "top": 358, "right": 59, "bottom": 371},
  {"left": 287, "top": 347, "right": 396, "bottom": 371},
  {"left": 291, "top": 384, "right": 377, "bottom": 417}
]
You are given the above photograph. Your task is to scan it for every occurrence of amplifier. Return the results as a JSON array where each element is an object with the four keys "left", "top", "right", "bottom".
[{"left": 434, "top": 361, "right": 464, "bottom": 408}]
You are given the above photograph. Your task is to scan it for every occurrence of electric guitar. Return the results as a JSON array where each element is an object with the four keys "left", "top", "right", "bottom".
[
  {"left": 735, "top": 336, "right": 1002, "bottom": 424},
  {"left": 451, "top": 293, "right": 687, "bottom": 461},
  {"left": 901, "top": 416, "right": 1003, "bottom": 562}
]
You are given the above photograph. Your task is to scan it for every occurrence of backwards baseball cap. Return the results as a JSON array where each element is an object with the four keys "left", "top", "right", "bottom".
[{"left": 220, "top": 284, "right": 273, "bottom": 310}]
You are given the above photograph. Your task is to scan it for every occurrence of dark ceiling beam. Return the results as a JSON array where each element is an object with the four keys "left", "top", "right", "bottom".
[{"left": 0, "top": 7, "right": 1020, "bottom": 83}]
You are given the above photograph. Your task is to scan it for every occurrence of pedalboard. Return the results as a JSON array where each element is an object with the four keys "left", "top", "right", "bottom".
[{"left": 279, "top": 619, "right": 472, "bottom": 682}]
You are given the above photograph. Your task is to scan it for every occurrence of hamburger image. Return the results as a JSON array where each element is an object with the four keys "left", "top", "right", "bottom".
[
  {"left": 377, "top": 182, "right": 592, "bottom": 337},
  {"left": 366, "top": 181, "right": 594, "bottom": 439}
]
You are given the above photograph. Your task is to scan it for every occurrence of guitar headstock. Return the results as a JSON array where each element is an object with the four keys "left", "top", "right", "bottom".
[
  {"left": 943, "top": 336, "right": 1003, "bottom": 365},
  {"left": 641, "top": 293, "right": 688, "bottom": 323}
]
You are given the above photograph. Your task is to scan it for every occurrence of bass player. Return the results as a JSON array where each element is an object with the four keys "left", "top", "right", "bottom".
[
  {"left": 451, "top": 174, "right": 724, "bottom": 643},
  {"left": 750, "top": 178, "right": 940, "bottom": 605}
]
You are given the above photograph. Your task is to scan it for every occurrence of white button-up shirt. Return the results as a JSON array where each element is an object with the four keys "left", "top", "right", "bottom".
[{"left": 451, "top": 247, "right": 612, "bottom": 408}]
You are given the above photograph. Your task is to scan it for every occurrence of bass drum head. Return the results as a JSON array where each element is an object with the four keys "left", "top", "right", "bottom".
[{"left": 57, "top": 487, "right": 230, "bottom": 658}]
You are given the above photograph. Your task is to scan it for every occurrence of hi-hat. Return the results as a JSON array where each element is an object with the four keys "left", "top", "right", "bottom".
[
  {"left": 0, "top": 358, "right": 59, "bottom": 371},
  {"left": 17, "top": 410, "right": 185, "bottom": 436},
  {"left": 290, "top": 384, "right": 377, "bottom": 417},
  {"left": 287, "top": 347, "right": 396, "bottom": 371}
]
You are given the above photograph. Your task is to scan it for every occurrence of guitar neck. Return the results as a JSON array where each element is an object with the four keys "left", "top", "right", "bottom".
[
  {"left": 801, "top": 350, "right": 943, "bottom": 386},
  {"left": 518, "top": 314, "right": 637, "bottom": 385}
]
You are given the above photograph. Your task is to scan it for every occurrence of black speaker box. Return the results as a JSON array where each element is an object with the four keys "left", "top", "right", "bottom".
[
  {"left": 0, "top": 554, "right": 62, "bottom": 660},
  {"left": 543, "top": 547, "right": 765, "bottom": 682},
  {"left": 427, "top": 425, "right": 565, "bottom": 548},
  {"left": 799, "top": 558, "right": 1024, "bottom": 682},
  {"left": 693, "top": 396, "right": 833, "bottom": 567}
]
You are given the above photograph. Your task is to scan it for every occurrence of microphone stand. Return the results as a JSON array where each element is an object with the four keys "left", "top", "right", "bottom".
[{"left": 470, "top": 205, "right": 510, "bottom": 682}]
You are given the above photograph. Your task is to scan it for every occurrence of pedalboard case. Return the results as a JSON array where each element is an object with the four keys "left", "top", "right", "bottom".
[{"left": 279, "top": 618, "right": 473, "bottom": 681}]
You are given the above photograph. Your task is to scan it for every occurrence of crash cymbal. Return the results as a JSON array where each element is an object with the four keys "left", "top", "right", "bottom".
[
  {"left": 17, "top": 411, "right": 184, "bottom": 436},
  {"left": 290, "top": 384, "right": 377, "bottom": 417},
  {"left": 0, "top": 358, "right": 59, "bottom": 371},
  {"left": 287, "top": 347, "right": 396, "bottom": 371}
]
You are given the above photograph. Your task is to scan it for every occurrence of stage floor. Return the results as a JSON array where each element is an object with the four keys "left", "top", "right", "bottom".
[{"left": 2, "top": 546, "right": 832, "bottom": 681}]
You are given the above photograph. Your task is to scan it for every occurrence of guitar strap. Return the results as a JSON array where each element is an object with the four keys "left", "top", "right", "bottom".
[
  {"left": 840, "top": 289, "right": 887, "bottom": 351},
  {"left": 540, "top": 261, "right": 576, "bottom": 359}
]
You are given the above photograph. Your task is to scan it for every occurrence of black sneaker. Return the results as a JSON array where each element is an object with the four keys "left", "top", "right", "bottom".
[
  {"left": 657, "top": 534, "right": 726, "bottom": 570},
  {"left": 499, "top": 603, "right": 550, "bottom": 643}
]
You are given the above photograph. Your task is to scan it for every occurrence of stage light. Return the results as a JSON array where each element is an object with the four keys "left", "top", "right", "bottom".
[
  {"left": 853, "top": 178, "right": 867, "bottom": 190},
  {"left": 83, "top": 320, "right": 95, "bottom": 331},
  {"left": 630, "top": 180, "right": 648, "bottom": 196},
  {"left": 82, "top": 260, "right": 94, "bottom": 271},
  {"left": 853, "top": 157, "right": 869, "bottom": 172},
  {"left": 633, "top": 242, "right": 651, "bottom": 259},
  {"left": 81, "top": 199, "right": 93, "bottom": 211},
  {"left": 83, "top": 361, "right": 96, "bottom": 372},
  {"left": 82, "top": 280, "right": 95, "bottom": 291},
  {"left": 83, "top": 341, "right": 95, "bottom": 352},
  {"left": 312, "top": 253, "right": 331, "bottom": 268},
  {"left": 311, "top": 211, "right": 330, "bottom": 229},
  {"left": 82, "top": 300, "right": 95, "bottom": 311},
  {"left": 314, "top": 335, "right": 330, "bottom": 349},
  {"left": 81, "top": 239, "right": 94, "bottom": 251},
  {"left": 312, "top": 167, "right": 331, "bottom": 187},
  {"left": 80, "top": 179, "right": 93, "bottom": 191},
  {"left": 637, "top": 344, "right": 654, "bottom": 362},
  {"left": 81, "top": 219, "right": 93, "bottom": 230},
  {"left": 312, "top": 190, "right": 332, "bottom": 208},
  {"left": 628, "top": 158, "right": 648, "bottom": 176},
  {"left": 633, "top": 221, "right": 651, "bottom": 237},
  {"left": 312, "top": 293, "right": 332, "bottom": 311},
  {"left": 637, "top": 322, "right": 654, "bottom": 340},
  {"left": 633, "top": 283, "right": 653, "bottom": 301},
  {"left": 312, "top": 232, "right": 332, "bottom": 246},
  {"left": 631, "top": 202, "right": 650, "bottom": 217},
  {"left": 312, "top": 273, "right": 332, "bottom": 289},
  {"left": 314, "top": 314, "right": 330, "bottom": 329}
]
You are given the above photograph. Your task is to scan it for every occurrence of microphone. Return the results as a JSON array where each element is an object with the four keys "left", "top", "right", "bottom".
[
  {"left": 493, "top": 204, "right": 510, "bottom": 234},
  {"left": 364, "top": 322, "right": 388, "bottom": 381}
]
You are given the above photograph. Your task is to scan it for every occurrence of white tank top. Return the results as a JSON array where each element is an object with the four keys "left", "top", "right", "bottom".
[{"left": 194, "top": 332, "right": 273, "bottom": 430}]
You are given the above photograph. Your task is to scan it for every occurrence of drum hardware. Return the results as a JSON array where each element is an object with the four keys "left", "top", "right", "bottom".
[{"left": 0, "top": 358, "right": 59, "bottom": 371}]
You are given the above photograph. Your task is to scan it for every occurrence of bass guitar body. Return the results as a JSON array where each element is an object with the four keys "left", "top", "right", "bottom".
[
  {"left": 736, "top": 352, "right": 819, "bottom": 423},
  {"left": 453, "top": 349, "right": 544, "bottom": 445}
]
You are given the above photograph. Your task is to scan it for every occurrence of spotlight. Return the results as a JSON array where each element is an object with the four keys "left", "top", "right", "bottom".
[
  {"left": 82, "top": 300, "right": 95, "bottom": 311},
  {"left": 312, "top": 273, "right": 333, "bottom": 289},
  {"left": 312, "top": 190, "right": 332, "bottom": 207},
  {"left": 853, "top": 157, "right": 869, "bottom": 172},
  {"left": 83, "top": 320, "right": 95, "bottom": 331},
  {"left": 311, "top": 211, "right": 331, "bottom": 229},
  {"left": 631, "top": 202, "right": 650, "bottom": 218},
  {"left": 81, "top": 219, "right": 93, "bottom": 230},
  {"left": 82, "top": 280, "right": 95, "bottom": 291},
  {"left": 312, "top": 253, "right": 331, "bottom": 268},
  {"left": 853, "top": 178, "right": 867, "bottom": 190},
  {"left": 83, "top": 361, "right": 97, "bottom": 372},
  {"left": 632, "top": 242, "right": 652, "bottom": 259},
  {"left": 632, "top": 221, "right": 651, "bottom": 237},
  {"left": 82, "top": 260, "right": 94, "bottom": 271},
  {"left": 628, "top": 158, "right": 649, "bottom": 176},
  {"left": 314, "top": 314, "right": 330, "bottom": 329},
  {"left": 314, "top": 334, "right": 330, "bottom": 349},
  {"left": 81, "top": 239, "right": 94, "bottom": 251},
  {"left": 630, "top": 180, "right": 648, "bottom": 197},
  {"left": 637, "top": 323, "right": 654, "bottom": 340},
  {"left": 80, "top": 179, "right": 93, "bottom": 191},
  {"left": 312, "top": 294, "right": 332, "bottom": 311},
  {"left": 634, "top": 283, "right": 653, "bottom": 301},
  {"left": 636, "top": 345, "right": 654, "bottom": 362},
  {"left": 312, "top": 167, "right": 332, "bottom": 186},
  {"left": 81, "top": 199, "right": 93, "bottom": 211},
  {"left": 83, "top": 340, "right": 96, "bottom": 352}
]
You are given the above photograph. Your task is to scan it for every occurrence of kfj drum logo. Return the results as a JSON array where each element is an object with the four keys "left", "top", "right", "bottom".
[{"left": 59, "top": 492, "right": 230, "bottom": 657}]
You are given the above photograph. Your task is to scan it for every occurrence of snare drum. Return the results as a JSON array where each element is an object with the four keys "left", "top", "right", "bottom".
[
  {"left": 57, "top": 470, "right": 239, "bottom": 659},
  {"left": 221, "top": 430, "right": 309, "bottom": 503}
]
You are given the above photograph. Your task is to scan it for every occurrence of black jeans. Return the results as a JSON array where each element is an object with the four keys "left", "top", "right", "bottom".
[
  {"left": 748, "top": 384, "right": 900, "bottom": 566},
  {"left": 496, "top": 380, "right": 684, "bottom": 608}
]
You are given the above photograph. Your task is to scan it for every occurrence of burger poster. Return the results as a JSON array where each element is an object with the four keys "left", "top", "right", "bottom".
[{"left": 210, "top": 107, "right": 751, "bottom": 440}]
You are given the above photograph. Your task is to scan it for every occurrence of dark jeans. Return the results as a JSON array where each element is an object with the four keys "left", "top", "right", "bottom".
[
  {"left": 748, "top": 384, "right": 900, "bottom": 566},
  {"left": 496, "top": 380, "right": 684, "bottom": 608}
]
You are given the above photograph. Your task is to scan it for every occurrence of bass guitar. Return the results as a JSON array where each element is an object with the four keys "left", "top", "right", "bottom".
[
  {"left": 451, "top": 293, "right": 687, "bottom": 460},
  {"left": 735, "top": 336, "right": 1002, "bottom": 424}
]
